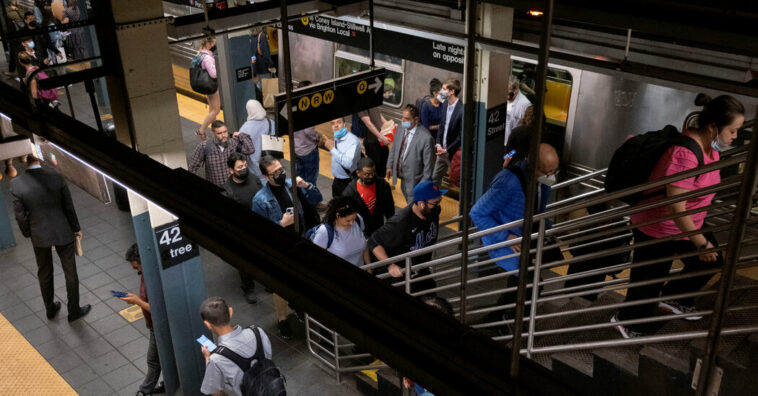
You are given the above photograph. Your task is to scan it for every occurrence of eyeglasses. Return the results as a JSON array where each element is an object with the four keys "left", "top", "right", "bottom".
[{"left": 270, "top": 168, "right": 285, "bottom": 178}]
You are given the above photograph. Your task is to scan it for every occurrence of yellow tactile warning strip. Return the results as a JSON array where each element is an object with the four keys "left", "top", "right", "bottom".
[
  {"left": 119, "top": 304, "right": 144, "bottom": 323},
  {"left": 359, "top": 359, "right": 384, "bottom": 382},
  {"left": 0, "top": 313, "right": 77, "bottom": 395}
]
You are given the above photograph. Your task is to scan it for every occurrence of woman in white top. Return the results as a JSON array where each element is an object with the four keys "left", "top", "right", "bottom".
[{"left": 312, "top": 197, "right": 370, "bottom": 267}]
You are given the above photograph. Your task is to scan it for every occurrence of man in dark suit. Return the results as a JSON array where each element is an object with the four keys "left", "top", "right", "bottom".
[
  {"left": 386, "top": 104, "right": 435, "bottom": 205},
  {"left": 432, "top": 78, "right": 463, "bottom": 186},
  {"left": 10, "top": 155, "right": 91, "bottom": 321}
]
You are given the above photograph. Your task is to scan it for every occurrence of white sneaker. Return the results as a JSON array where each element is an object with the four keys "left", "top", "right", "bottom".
[
  {"left": 611, "top": 313, "right": 644, "bottom": 339},
  {"left": 658, "top": 300, "right": 702, "bottom": 321}
]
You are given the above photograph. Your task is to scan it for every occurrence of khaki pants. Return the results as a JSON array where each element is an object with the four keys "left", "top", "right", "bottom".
[{"left": 273, "top": 294, "right": 289, "bottom": 321}]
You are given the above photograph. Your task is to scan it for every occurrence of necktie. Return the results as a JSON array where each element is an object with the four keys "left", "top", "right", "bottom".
[{"left": 396, "top": 130, "right": 410, "bottom": 176}]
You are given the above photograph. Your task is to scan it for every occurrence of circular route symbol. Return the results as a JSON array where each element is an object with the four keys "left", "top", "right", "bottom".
[
  {"left": 323, "top": 89, "right": 335, "bottom": 104},
  {"left": 298, "top": 96, "right": 310, "bottom": 111},
  {"left": 357, "top": 80, "right": 367, "bottom": 95},
  {"left": 311, "top": 92, "right": 323, "bottom": 108}
]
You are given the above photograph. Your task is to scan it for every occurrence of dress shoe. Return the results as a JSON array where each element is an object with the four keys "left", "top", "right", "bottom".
[
  {"left": 46, "top": 301, "right": 61, "bottom": 319},
  {"left": 67, "top": 304, "right": 92, "bottom": 322},
  {"left": 244, "top": 289, "right": 257, "bottom": 304},
  {"left": 277, "top": 320, "right": 292, "bottom": 340}
]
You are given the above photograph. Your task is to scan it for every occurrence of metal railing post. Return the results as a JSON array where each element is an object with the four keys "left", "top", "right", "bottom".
[
  {"left": 278, "top": 0, "right": 301, "bottom": 234},
  {"left": 510, "top": 0, "right": 554, "bottom": 378},
  {"left": 458, "top": 0, "right": 478, "bottom": 326},
  {"left": 527, "top": 219, "right": 546, "bottom": 358},
  {"left": 405, "top": 257, "right": 412, "bottom": 294},
  {"left": 334, "top": 331, "right": 342, "bottom": 384},
  {"left": 697, "top": 114, "right": 758, "bottom": 395}
]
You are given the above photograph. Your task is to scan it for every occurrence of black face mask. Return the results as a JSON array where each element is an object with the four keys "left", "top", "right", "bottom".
[
  {"left": 28, "top": 21, "right": 38, "bottom": 29},
  {"left": 508, "top": 91, "right": 515, "bottom": 101},
  {"left": 360, "top": 177, "right": 375, "bottom": 186},
  {"left": 273, "top": 171, "right": 286, "bottom": 186},
  {"left": 235, "top": 168, "right": 249, "bottom": 180},
  {"left": 210, "top": 45, "right": 217, "bottom": 52}
]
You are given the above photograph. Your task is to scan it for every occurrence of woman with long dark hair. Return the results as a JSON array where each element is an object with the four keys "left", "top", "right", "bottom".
[
  {"left": 613, "top": 94, "right": 745, "bottom": 338},
  {"left": 312, "top": 196, "right": 370, "bottom": 267}
]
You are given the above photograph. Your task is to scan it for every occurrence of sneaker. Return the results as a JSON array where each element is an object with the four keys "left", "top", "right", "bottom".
[
  {"left": 658, "top": 300, "right": 702, "bottom": 321},
  {"left": 277, "top": 320, "right": 292, "bottom": 340},
  {"left": 611, "top": 313, "right": 644, "bottom": 339}
]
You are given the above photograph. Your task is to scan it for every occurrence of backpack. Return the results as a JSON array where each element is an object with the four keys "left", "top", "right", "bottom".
[
  {"left": 305, "top": 216, "right": 363, "bottom": 249},
  {"left": 212, "top": 326, "right": 286, "bottom": 396},
  {"left": 190, "top": 53, "right": 218, "bottom": 95},
  {"left": 415, "top": 95, "right": 431, "bottom": 111},
  {"left": 604, "top": 125, "right": 703, "bottom": 205},
  {"left": 24, "top": 67, "right": 58, "bottom": 102}
]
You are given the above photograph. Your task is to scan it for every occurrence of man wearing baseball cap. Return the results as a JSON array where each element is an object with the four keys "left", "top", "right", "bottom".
[{"left": 368, "top": 180, "right": 445, "bottom": 294}]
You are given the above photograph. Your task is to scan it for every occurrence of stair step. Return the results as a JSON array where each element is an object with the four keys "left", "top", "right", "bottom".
[
  {"left": 376, "top": 368, "right": 402, "bottom": 396},
  {"left": 528, "top": 297, "right": 593, "bottom": 370}
]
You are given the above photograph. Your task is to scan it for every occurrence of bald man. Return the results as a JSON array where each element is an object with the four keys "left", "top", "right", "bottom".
[{"left": 469, "top": 143, "right": 559, "bottom": 334}]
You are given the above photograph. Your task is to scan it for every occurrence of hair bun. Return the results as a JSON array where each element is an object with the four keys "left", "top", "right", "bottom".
[{"left": 695, "top": 93, "right": 712, "bottom": 106}]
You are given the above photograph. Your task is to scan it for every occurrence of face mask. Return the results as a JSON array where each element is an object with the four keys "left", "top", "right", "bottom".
[
  {"left": 360, "top": 176, "right": 375, "bottom": 186},
  {"left": 401, "top": 121, "right": 411, "bottom": 129},
  {"left": 508, "top": 91, "right": 515, "bottom": 101},
  {"left": 711, "top": 137, "right": 731, "bottom": 152},
  {"left": 210, "top": 45, "right": 217, "bottom": 52},
  {"left": 235, "top": 168, "right": 249, "bottom": 180},
  {"left": 537, "top": 174, "right": 557, "bottom": 186},
  {"left": 273, "top": 170, "right": 286, "bottom": 186},
  {"left": 334, "top": 127, "right": 348, "bottom": 139},
  {"left": 437, "top": 89, "right": 448, "bottom": 102},
  {"left": 27, "top": 41, "right": 35, "bottom": 49},
  {"left": 28, "top": 21, "right": 38, "bottom": 28}
]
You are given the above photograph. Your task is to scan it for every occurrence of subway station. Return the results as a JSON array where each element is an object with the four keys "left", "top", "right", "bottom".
[{"left": 0, "top": 0, "right": 757, "bottom": 395}]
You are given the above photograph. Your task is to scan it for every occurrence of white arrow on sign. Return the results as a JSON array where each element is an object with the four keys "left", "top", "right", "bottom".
[
  {"left": 368, "top": 77, "right": 382, "bottom": 94},
  {"left": 279, "top": 105, "right": 298, "bottom": 120}
]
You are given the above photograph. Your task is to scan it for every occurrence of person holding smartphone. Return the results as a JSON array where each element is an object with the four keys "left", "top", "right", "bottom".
[{"left": 120, "top": 244, "right": 165, "bottom": 396}]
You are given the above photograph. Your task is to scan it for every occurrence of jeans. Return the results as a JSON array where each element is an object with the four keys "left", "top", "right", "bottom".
[
  {"left": 295, "top": 148, "right": 319, "bottom": 186},
  {"left": 139, "top": 329, "right": 162, "bottom": 394}
]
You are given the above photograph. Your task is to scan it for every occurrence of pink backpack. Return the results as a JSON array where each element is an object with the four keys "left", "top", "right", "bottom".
[{"left": 25, "top": 67, "right": 58, "bottom": 101}]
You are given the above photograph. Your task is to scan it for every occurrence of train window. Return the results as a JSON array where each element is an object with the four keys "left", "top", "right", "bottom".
[
  {"left": 334, "top": 48, "right": 404, "bottom": 108},
  {"left": 511, "top": 60, "right": 573, "bottom": 127}
]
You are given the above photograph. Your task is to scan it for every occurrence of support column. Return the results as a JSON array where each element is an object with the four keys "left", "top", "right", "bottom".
[
  {"left": 217, "top": 31, "right": 257, "bottom": 132},
  {"left": 472, "top": 3, "right": 513, "bottom": 199},
  {"left": 96, "top": 1, "right": 210, "bottom": 394}
]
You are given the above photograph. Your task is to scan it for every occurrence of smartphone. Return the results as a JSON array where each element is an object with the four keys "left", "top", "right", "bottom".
[
  {"left": 504, "top": 149, "right": 516, "bottom": 160},
  {"left": 285, "top": 207, "right": 294, "bottom": 215},
  {"left": 111, "top": 290, "right": 128, "bottom": 298},
  {"left": 196, "top": 334, "right": 217, "bottom": 352}
]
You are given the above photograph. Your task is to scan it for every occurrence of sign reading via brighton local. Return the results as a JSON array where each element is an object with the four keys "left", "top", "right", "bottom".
[
  {"left": 275, "top": 68, "right": 385, "bottom": 132},
  {"left": 281, "top": 16, "right": 464, "bottom": 73},
  {"left": 154, "top": 220, "right": 199, "bottom": 270}
]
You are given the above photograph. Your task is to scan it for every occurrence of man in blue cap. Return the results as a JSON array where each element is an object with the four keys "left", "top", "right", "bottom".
[{"left": 368, "top": 180, "right": 445, "bottom": 293}]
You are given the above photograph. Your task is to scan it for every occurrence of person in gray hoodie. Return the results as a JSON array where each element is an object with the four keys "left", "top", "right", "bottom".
[{"left": 239, "top": 99, "right": 273, "bottom": 184}]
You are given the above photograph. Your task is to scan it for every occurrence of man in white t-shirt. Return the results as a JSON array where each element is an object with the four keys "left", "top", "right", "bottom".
[{"left": 505, "top": 75, "right": 532, "bottom": 146}]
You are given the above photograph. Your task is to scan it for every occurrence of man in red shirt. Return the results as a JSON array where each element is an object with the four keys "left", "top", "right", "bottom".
[
  {"left": 121, "top": 244, "right": 165, "bottom": 396},
  {"left": 342, "top": 157, "right": 395, "bottom": 237}
]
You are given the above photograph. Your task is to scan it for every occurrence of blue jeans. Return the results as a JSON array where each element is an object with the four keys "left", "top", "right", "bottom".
[{"left": 295, "top": 148, "right": 319, "bottom": 186}]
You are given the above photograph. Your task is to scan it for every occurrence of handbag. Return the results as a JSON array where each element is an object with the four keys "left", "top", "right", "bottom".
[
  {"left": 261, "top": 76, "right": 279, "bottom": 108},
  {"left": 189, "top": 53, "right": 218, "bottom": 95},
  {"left": 260, "top": 119, "right": 284, "bottom": 159}
]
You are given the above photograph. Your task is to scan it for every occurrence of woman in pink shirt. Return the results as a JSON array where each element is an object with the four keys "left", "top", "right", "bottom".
[
  {"left": 613, "top": 94, "right": 744, "bottom": 338},
  {"left": 196, "top": 35, "right": 219, "bottom": 140}
]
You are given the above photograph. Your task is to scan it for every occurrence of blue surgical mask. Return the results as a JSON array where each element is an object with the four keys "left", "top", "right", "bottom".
[
  {"left": 334, "top": 127, "right": 348, "bottom": 139},
  {"left": 401, "top": 121, "right": 411, "bottom": 129},
  {"left": 711, "top": 137, "right": 731, "bottom": 152},
  {"left": 27, "top": 41, "right": 35, "bottom": 49}
]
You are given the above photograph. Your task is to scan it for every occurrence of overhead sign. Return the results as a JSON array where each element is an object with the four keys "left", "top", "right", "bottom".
[
  {"left": 275, "top": 68, "right": 385, "bottom": 132},
  {"left": 280, "top": 15, "right": 464, "bottom": 73},
  {"left": 154, "top": 221, "right": 200, "bottom": 270}
]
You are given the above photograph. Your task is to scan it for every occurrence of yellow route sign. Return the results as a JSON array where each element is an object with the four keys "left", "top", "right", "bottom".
[
  {"left": 301, "top": 17, "right": 309, "bottom": 26},
  {"left": 323, "top": 89, "right": 335, "bottom": 104},
  {"left": 311, "top": 92, "right": 323, "bottom": 108},
  {"left": 357, "top": 80, "right": 367, "bottom": 95},
  {"left": 298, "top": 96, "right": 310, "bottom": 111}
]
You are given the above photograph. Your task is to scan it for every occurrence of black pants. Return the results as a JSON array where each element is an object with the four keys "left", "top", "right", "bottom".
[
  {"left": 364, "top": 142, "right": 388, "bottom": 174},
  {"left": 618, "top": 229, "right": 722, "bottom": 333},
  {"left": 332, "top": 178, "right": 351, "bottom": 199},
  {"left": 239, "top": 269, "right": 255, "bottom": 293},
  {"left": 33, "top": 242, "right": 80, "bottom": 315}
]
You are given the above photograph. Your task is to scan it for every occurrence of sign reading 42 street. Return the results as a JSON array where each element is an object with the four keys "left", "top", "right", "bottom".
[
  {"left": 275, "top": 68, "right": 385, "bottom": 133},
  {"left": 154, "top": 221, "right": 199, "bottom": 270}
]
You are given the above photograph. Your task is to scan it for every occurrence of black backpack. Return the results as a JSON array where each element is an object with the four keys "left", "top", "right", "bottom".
[
  {"left": 604, "top": 125, "right": 703, "bottom": 204},
  {"left": 212, "top": 327, "right": 286, "bottom": 396},
  {"left": 415, "top": 94, "right": 431, "bottom": 111}
]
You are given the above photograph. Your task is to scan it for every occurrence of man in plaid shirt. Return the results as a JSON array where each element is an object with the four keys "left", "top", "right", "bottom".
[{"left": 189, "top": 120, "right": 256, "bottom": 187}]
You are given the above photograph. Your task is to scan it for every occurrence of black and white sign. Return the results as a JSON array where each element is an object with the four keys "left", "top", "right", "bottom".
[
  {"left": 486, "top": 103, "right": 507, "bottom": 142},
  {"left": 236, "top": 66, "right": 252, "bottom": 82},
  {"left": 280, "top": 15, "right": 464, "bottom": 73},
  {"left": 275, "top": 68, "right": 385, "bottom": 132},
  {"left": 154, "top": 221, "right": 199, "bottom": 270}
]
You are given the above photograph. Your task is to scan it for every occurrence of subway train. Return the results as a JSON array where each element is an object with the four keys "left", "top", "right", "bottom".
[{"left": 164, "top": 7, "right": 757, "bottom": 187}]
